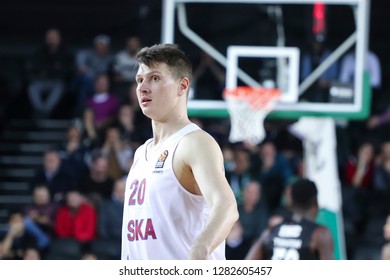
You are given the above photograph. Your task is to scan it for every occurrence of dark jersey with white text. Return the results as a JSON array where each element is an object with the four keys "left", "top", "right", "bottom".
[{"left": 263, "top": 217, "right": 321, "bottom": 260}]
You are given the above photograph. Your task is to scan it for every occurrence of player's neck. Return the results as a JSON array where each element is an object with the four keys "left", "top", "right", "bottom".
[
  {"left": 292, "top": 211, "right": 315, "bottom": 222},
  {"left": 151, "top": 118, "right": 191, "bottom": 146}
]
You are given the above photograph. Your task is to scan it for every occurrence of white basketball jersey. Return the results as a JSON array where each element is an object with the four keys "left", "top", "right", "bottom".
[{"left": 121, "top": 123, "right": 226, "bottom": 260}]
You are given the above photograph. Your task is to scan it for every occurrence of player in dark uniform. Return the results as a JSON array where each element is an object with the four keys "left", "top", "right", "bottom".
[{"left": 245, "top": 178, "right": 334, "bottom": 260}]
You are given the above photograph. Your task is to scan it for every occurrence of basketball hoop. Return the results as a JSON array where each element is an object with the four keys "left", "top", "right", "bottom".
[{"left": 223, "top": 86, "right": 281, "bottom": 145}]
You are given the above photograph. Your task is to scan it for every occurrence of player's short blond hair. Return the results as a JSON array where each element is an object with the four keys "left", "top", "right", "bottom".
[{"left": 136, "top": 43, "right": 193, "bottom": 84}]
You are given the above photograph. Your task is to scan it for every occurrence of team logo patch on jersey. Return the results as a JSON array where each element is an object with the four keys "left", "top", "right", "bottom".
[{"left": 155, "top": 150, "right": 168, "bottom": 168}]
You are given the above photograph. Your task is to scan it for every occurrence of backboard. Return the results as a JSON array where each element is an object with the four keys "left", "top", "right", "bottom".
[{"left": 162, "top": 0, "right": 371, "bottom": 120}]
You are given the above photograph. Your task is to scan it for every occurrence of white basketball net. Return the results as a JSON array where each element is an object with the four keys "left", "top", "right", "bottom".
[{"left": 224, "top": 87, "right": 281, "bottom": 145}]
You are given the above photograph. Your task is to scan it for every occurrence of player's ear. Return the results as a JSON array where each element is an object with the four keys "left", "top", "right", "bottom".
[
  {"left": 312, "top": 199, "right": 319, "bottom": 217},
  {"left": 178, "top": 77, "right": 190, "bottom": 96}
]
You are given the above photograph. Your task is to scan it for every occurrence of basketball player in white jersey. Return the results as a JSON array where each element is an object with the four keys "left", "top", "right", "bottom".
[{"left": 121, "top": 44, "right": 239, "bottom": 260}]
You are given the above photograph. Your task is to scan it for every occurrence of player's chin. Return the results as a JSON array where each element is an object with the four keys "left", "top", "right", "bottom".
[{"left": 140, "top": 108, "right": 155, "bottom": 119}]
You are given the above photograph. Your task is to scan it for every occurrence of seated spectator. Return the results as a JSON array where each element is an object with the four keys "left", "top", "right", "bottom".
[
  {"left": 95, "top": 177, "right": 126, "bottom": 259},
  {"left": 222, "top": 144, "right": 235, "bottom": 173},
  {"left": 344, "top": 141, "right": 375, "bottom": 190},
  {"left": 25, "top": 28, "right": 72, "bottom": 118},
  {"left": 23, "top": 184, "right": 59, "bottom": 237},
  {"left": 101, "top": 126, "right": 133, "bottom": 180},
  {"left": 115, "top": 104, "right": 148, "bottom": 151},
  {"left": 129, "top": 83, "right": 153, "bottom": 138},
  {"left": 0, "top": 210, "right": 50, "bottom": 260},
  {"left": 111, "top": 36, "right": 141, "bottom": 101},
  {"left": 373, "top": 149, "right": 390, "bottom": 214},
  {"left": 79, "top": 107, "right": 101, "bottom": 150},
  {"left": 72, "top": 34, "right": 114, "bottom": 117},
  {"left": 78, "top": 151, "right": 114, "bottom": 207},
  {"left": 339, "top": 48, "right": 381, "bottom": 91},
  {"left": 253, "top": 140, "right": 294, "bottom": 214},
  {"left": 54, "top": 188, "right": 97, "bottom": 246},
  {"left": 299, "top": 35, "right": 338, "bottom": 103},
  {"left": 227, "top": 180, "right": 269, "bottom": 259},
  {"left": 85, "top": 73, "right": 120, "bottom": 133},
  {"left": 57, "top": 122, "right": 90, "bottom": 183},
  {"left": 367, "top": 108, "right": 390, "bottom": 131},
  {"left": 238, "top": 180, "right": 269, "bottom": 246},
  {"left": 33, "top": 149, "right": 76, "bottom": 202},
  {"left": 342, "top": 141, "right": 376, "bottom": 238},
  {"left": 339, "top": 48, "right": 382, "bottom": 114},
  {"left": 225, "top": 146, "right": 255, "bottom": 204}
]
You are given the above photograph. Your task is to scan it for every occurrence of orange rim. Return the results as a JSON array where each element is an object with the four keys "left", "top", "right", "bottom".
[{"left": 223, "top": 86, "right": 281, "bottom": 109}]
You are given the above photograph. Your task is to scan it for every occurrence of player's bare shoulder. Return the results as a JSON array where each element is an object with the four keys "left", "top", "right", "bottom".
[
  {"left": 311, "top": 225, "right": 335, "bottom": 259},
  {"left": 178, "top": 128, "right": 223, "bottom": 161}
]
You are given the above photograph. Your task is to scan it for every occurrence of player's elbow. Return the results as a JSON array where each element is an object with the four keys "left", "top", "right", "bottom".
[{"left": 226, "top": 199, "right": 239, "bottom": 227}]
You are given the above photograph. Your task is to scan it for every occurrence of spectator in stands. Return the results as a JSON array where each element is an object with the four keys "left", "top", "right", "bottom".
[
  {"left": 24, "top": 184, "right": 59, "bottom": 237},
  {"left": 339, "top": 48, "right": 381, "bottom": 91},
  {"left": 128, "top": 81, "right": 139, "bottom": 108},
  {"left": 225, "top": 146, "right": 255, "bottom": 204},
  {"left": 72, "top": 34, "right": 114, "bottom": 117},
  {"left": 78, "top": 150, "right": 114, "bottom": 207},
  {"left": 339, "top": 48, "right": 382, "bottom": 114},
  {"left": 342, "top": 141, "right": 376, "bottom": 239},
  {"left": 192, "top": 51, "right": 225, "bottom": 100},
  {"left": 238, "top": 180, "right": 269, "bottom": 246},
  {"left": 253, "top": 140, "right": 294, "bottom": 214},
  {"left": 115, "top": 104, "right": 149, "bottom": 151},
  {"left": 226, "top": 179, "right": 269, "bottom": 259},
  {"left": 111, "top": 36, "right": 141, "bottom": 101},
  {"left": 342, "top": 49, "right": 383, "bottom": 154},
  {"left": 344, "top": 141, "right": 375, "bottom": 189},
  {"left": 25, "top": 28, "right": 72, "bottom": 118},
  {"left": 372, "top": 141, "right": 390, "bottom": 213},
  {"left": 85, "top": 73, "right": 120, "bottom": 134},
  {"left": 222, "top": 144, "right": 235, "bottom": 173},
  {"left": 96, "top": 177, "right": 126, "bottom": 259},
  {"left": 0, "top": 210, "right": 50, "bottom": 260},
  {"left": 300, "top": 34, "right": 338, "bottom": 102},
  {"left": 54, "top": 188, "right": 97, "bottom": 246},
  {"left": 124, "top": 83, "right": 152, "bottom": 141},
  {"left": 79, "top": 107, "right": 101, "bottom": 150},
  {"left": 101, "top": 125, "right": 133, "bottom": 180},
  {"left": 33, "top": 149, "right": 76, "bottom": 202},
  {"left": 57, "top": 122, "right": 90, "bottom": 183},
  {"left": 367, "top": 109, "right": 390, "bottom": 132}
]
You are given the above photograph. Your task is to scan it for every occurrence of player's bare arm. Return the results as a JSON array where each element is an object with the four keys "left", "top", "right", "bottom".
[
  {"left": 311, "top": 226, "right": 334, "bottom": 260},
  {"left": 245, "top": 228, "right": 270, "bottom": 260},
  {"left": 175, "top": 131, "right": 239, "bottom": 259}
]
